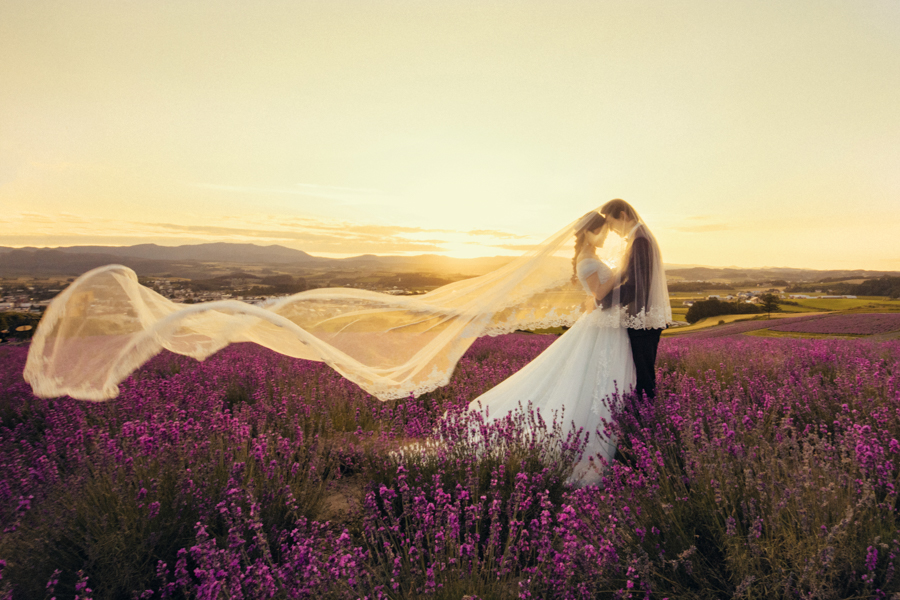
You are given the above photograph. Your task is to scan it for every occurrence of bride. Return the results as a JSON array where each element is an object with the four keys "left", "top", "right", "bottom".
[
  {"left": 466, "top": 211, "right": 635, "bottom": 486},
  {"left": 24, "top": 203, "right": 670, "bottom": 484}
]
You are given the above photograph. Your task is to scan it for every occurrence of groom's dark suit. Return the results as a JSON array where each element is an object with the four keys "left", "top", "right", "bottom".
[{"left": 599, "top": 225, "right": 664, "bottom": 400}]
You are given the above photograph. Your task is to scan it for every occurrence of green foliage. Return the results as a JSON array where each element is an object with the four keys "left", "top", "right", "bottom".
[
  {"left": 0, "top": 312, "right": 40, "bottom": 341},
  {"left": 787, "top": 276, "right": 900, "bottom": 298},
  {"left": 759, "top": 293, "right": 780, "bottom": 316},
  {"left": 0, "top": 412, "right": 337, "bottom": 599},
  {"left": 247, "top": 275, "right": 308, "bottom": 296},
  {"left": 852, "top": 276, "right": 900, "bottom": 298},
  {"left": 2, "top": 450, "right": 198, "bottom": 598},
  {"left": 686, "top": 298, "right": 762, "bottom": 324},
  {"left": 610, "top": 343, "right": 900, "bottom": 599},
  {"left": 361, "top": 404, "right": 583, "bottom": 600},
  {"left": 5, "top": 339, "right": 900, "bottom": 598},
  {"left": 733, "top": 279, "right": 790, "bottom": 288},
  {"left": 364, "top": 403, "right": 580, "bottom": 513},
  {"left": 668, "top": 281, "right": 733, "bottom": 293}
]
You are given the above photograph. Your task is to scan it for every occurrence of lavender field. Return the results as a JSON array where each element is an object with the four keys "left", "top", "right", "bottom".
[
  {"left": 2, "top": 332, "right": 900, "bottom": 599},
  {"left": 768, "top": 313, "right": 900, "bottom": 336}
]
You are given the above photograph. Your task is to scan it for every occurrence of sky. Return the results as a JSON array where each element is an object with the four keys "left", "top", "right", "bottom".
[{"left": 1, "top": 1, "right": 899, "bottom": 270}]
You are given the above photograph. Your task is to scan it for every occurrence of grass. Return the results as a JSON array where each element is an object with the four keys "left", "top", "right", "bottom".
[
  {"left": 662, "top": 312, "right": 822, "bottom": 336},
  {"left": 743, "top": 328, "right": 867, "bottom": 340},
  {"left": 840, "top": 302, "right": 900, "bottom": 313},
  {"left": 778, "top": 303, "right": 822, "bottom": 313},
  {"left": 527, "top": 326, "right": 568, "bottom": 335},
  {"left": 540, "top": 298, "right": 900, "bottom": 340},
  {"left": 534, "top": 298, "right": 900, "bottom": 337},
  {"left": 791, "top": 298, "right": 900, "bottom": 312}
]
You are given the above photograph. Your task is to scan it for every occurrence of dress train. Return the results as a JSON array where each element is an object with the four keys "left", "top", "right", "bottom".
[{"left": 467, "top": 258, "right": 635, "bottom": 486}]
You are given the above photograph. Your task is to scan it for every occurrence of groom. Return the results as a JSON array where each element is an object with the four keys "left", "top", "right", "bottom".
[{"left": 597, "top": 199, "right": 666, "bottom": 400}]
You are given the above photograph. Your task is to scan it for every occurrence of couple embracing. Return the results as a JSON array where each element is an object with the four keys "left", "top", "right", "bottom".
[
  {"left": 467, "top": 199, "right": 670, "bottom": 486},
  {"left": 25, "top": 197, "right": 670, "bottom": 486}
]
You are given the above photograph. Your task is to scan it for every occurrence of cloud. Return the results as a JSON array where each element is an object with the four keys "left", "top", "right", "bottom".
[
  {"left": 665, "top": 214, "right": 734, "bottom": 234},
  {"left": 12, "top": 211, "right": 96, "bottom": 226},
  {"left": 25, "top": 160, "right": 98, "bottom": 173},
  {"left": 19, "top": 211, "right": 52, "bottom": 218},
  {"left": 3, "top": 208, "right": 549, "bottom": 257},
  {"left": 58, "top": 212, "right": 90, "bottom": 221},
  {"left": 486, "top": 242, "right": 542, "bottom": 251},
  {"left": 143, "top": 221, "right": 446, "bottom": 253},
  {"left": 468, "top": 229, "right": 530, "bottom": 239},
  {"left": 664, "top": 216, "right": 731, "bottom": 233},
  {"left": 277, "top": 217, "right": 451, "bottom": 236},
  {"left": 195, "top": 182, "right": 393, "bottom": 205},
  {"left": 669, "top": 223, "right": 733, "bottom": 233}
]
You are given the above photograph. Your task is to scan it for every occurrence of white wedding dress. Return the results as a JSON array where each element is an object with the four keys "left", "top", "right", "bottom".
[{"left": 467, "top": 256, "right": 635, "bottom": 486}]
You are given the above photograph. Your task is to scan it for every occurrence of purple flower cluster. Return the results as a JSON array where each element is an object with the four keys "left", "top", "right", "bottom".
[
  {"left": 769, "top": 313, "right": 900, "bottom": 335},
  {"left": 1, "top": 333, "right": 900, "bottom": 598}
]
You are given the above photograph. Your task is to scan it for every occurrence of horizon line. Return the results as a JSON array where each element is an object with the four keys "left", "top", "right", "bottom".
[{"left": 0, "top": 241, "right": 897, "bottom": 274}]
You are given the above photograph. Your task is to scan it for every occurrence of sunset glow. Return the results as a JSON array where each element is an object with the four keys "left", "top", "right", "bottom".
[{"left": 2, "top": 1, "right": 899, "bottom": 269}]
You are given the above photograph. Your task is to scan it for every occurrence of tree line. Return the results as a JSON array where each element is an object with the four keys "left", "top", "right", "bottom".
[
  {"left": 0, "top": 312, "right": 40, "bottom": 342},
  {"left": 785, "top": 276, "right": 900, "bottom": 298},
  {"left": 685, "top": 295, "right": 781, "bottom": 324}
]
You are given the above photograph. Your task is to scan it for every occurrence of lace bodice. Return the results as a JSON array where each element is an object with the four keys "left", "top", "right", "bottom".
[{"left": 576, "top": 256, "right": 612, "bottom": 295}]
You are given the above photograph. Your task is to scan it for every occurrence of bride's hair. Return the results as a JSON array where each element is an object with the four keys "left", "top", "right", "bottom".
[
  {"left": 572, "top": 211, "right": 606, "bottom": 283},
  {"left": 599, "top": 198, "right": 638, "bottom": 222}
]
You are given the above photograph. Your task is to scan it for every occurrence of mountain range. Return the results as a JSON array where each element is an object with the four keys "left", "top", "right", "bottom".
[
  {"left": 0, "top": 243, "right": 513, "bottom": 279},
  {"left": 1, "top": 243, "right": 897, "bottom": 282},
  {"left": 1, "top": 243, "right": 318, "bottom": 264}
]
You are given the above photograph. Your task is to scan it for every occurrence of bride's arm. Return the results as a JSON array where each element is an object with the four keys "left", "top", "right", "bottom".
[{"left": 584, "top": 269, "right": 618, "bottom": 305}]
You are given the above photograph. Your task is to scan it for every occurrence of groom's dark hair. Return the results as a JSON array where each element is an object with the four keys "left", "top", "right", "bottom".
[{"left": 600, "top": 198, "right": 638, "bottom": 222}]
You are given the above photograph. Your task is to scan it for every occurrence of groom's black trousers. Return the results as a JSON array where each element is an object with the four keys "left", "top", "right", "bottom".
[{"left": 627, "top": 328, "right": 663, "bottom": 400}]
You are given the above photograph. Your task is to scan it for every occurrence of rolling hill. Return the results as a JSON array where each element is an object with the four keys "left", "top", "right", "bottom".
[{"left": 1, "top": 244, "right": 897, "bottom": 282}]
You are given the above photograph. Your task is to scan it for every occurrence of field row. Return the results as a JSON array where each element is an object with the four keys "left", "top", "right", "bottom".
[
  {"left": 669, "top": 295, "right": 900, "bottom": 323},
  {"left": 668, "top": 311, "right": 900, "bottom": 340}
]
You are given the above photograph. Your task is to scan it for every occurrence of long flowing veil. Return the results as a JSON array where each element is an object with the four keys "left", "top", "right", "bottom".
[
  {"left": 606, "top": 206, "right": 672, "bottom": 330},
  {"left": 24, "top": 207, "right": 628, "bottom": 402}
]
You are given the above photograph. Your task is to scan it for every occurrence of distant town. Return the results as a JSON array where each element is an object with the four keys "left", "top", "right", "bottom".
[
  {"left": 680, "top": 290, "right": 857, "bottom": 309},
  {"left": 0, "top": 272, "right": 441, "bottom": 315},
  {"left": 0, "top": 279, "right": 65, "bottom": 313},
  {"left": 2, "top": 242, "right": 898, "bottom": 342},
  {"left": 0, "top": 275, "right": 878, "bottom": 317},
  {"left": 0, "top": 273, "right": 886, "bottom": 319}
]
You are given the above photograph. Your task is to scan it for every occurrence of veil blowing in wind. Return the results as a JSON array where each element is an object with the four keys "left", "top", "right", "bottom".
[{"left": 25, "top": 207, "right": 636, "bottom": 402}]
